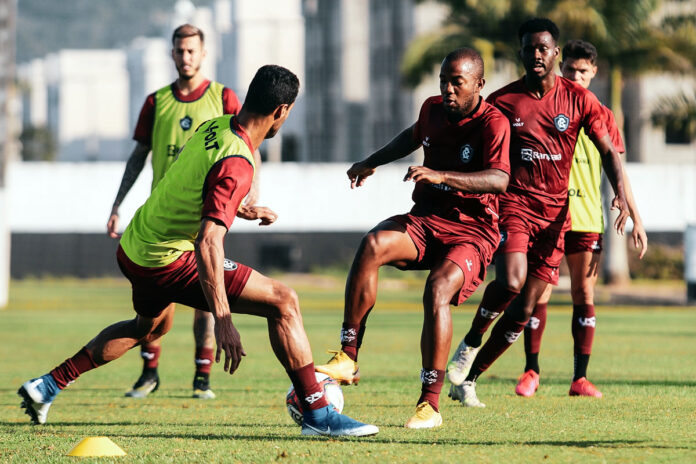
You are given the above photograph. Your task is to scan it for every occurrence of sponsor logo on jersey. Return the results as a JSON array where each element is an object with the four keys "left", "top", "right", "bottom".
[
  {"left": 305, "top": 390, "right": 325, "bottom": 405},
  {"left": 422, "top": 136, "right": 431, "bottom": 147},
  {"left": 420, "top": 368, "right": 439, "bottom": 385},
  {"left": 340, "top": 327, "right": 357, "bottom": 343},
  {"left": 460, "top": 144, "right": 474, "bottom": 163},
  {"left": 223, "top": 259, "right": 239, "bottom": 271},
  {"left": 513, "top": 117, "right": 524, "bottom": 127},
  {"left": 521, "top": 148, "right": 562, "bottom": 162},
  {"left": 504, "top": 330, "right": 522, "bottom": 343},
  {"left": 526, "top": 317, "right": 540, "bottom": 330},
  {"left": 180, "top": 115, "right": 193, "bottom": 130},
  {"left": 479, "top": 307, "right": 500, "bottom": 320},
  {"left": 577, "top": 316, "right": 596, "bottom": 327},
  {"left": 554, "top": 114, "right": 570, "bottom": 132}
]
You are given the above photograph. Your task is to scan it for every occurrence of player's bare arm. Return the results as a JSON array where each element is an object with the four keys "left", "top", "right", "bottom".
[
  {"left": 594, "top": 134, "right": 629, "bottom": 233},
  {"left": 244, "top": 149, "right": 262, "bottom": 206},
  {"left": 404, "top": 166, "right": 509, "bottom": 194},
  {"left": 621, "top": 162, "right": 648, "bottom": 259},
  {"left": 237, "top": 205, "right": 277, "bottom": 226},
  {"left": 348, "top": 124, "right": 421, "bottom": 189},
  {"left": 194, "top": 218, "right": 246, "bottom": 374},
  {"left": 107, "top": 142, "right": 150, "bottom": 238}
]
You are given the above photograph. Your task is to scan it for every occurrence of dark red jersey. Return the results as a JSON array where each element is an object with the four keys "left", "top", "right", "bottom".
[
  {"left": 602, "top": 105, "right": 624, "bottom": 153},
  {"left": 486, "top": 76, "right": 608, "bottom": 208},
  {"left": 411, "top": 96, "right": 510, "bottom": 234}
]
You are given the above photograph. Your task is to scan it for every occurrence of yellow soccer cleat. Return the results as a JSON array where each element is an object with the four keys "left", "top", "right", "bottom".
[
  {"left": 404, "top": 402, "right": 443, "bottom": 429},
  {"left": 315, "top": 350, "right": 361, "bottom": 385}
]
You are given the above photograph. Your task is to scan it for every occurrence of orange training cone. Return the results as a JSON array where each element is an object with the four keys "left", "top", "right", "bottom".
[{"left": 67, "top": 437, "right": 126, "bottom": 457}]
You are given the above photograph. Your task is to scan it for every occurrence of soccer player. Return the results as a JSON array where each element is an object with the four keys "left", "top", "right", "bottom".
[
  {"left": 18, "top": 65, "right": 378, "bottom": 437},
  {"left": 446, "top": 18, "right": 629, "bottom": 407},
  {"left": 315, "top": 48, "right": 511, "bottom": 428},
  {"left": 106, "top": 24, "right": 257, "bottom": 400},
  {"left": 515, "top": 40, "right": 648, "bottom": 398}
]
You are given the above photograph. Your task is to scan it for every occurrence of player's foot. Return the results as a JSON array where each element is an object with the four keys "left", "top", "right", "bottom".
[
  {"left": 301, "top": 405, "right": 378, "bottom": 437},
  {"left": 404, "top": 402, "right": 443, "bottom": 429},
  {"left": 192, "top": 374, "right": 216, "bottom": 399},
  {"left": 17, "top": 374, "right": 60, "bottom": 425},
  {"left": 448, "top": 380, "right": 485, "bottom": 408},
  {"left": 315, "top": 350, "right": 360, "bottom": 385},
  {"left": 569, "top": 377, "right": 602, "bottom": 398},
  {"left": 446, "top": 339, "right": 480, "bottom": 386},
  {"left": 125, "top": 370, "right": 160, "bottom": 398},
  {"left": 515, "top": 369, "right": 540, "bottom": 397}
]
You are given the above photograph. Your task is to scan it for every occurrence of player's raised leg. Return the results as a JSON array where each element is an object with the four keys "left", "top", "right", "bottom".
[
  {"left": 233, "top": 270, "right": 378, "bottom": 437},
  {"left": 316, "top": 221, "right": 418, "bottom": 385},
  {"left": 19, "top": 305, "right": 176, "bottom": 424},
  {"left": 192, "top": 309, "right": 216, "bottom": 399}
]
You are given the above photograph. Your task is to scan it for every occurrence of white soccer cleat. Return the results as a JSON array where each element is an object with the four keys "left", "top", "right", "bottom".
[
  {"left": 446, "top": 339, "right": 480, "bottom": 386},
  {"left": 18, "top": 376, "right": 59, "bottom": 425},
  {"left": 449, "top": 380, "right": 485, "bottom": 408}
]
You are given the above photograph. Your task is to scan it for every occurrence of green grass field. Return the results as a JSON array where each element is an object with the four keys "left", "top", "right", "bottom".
[{"left": 1, "top": 276, "right": 695, "bottom": 463}]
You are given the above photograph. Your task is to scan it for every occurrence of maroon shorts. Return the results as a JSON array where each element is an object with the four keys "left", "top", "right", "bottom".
[
  {"left": 117, "top": 246, "right": 252, "bottom": 318},
  {"left": 565, "top": 231, "right": 603, "bottom": 255},
  {"left": 388, "top": 213, "right": 492, "bottom": 305},
  {"left": 497, "top": 198, "right": 568, "bottom": 285}
]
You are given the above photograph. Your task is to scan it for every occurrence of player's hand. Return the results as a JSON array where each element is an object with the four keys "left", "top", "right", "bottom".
[
  {"left": 106, "top": 213, "right": 120, "bottom": 239},
  {"left": 347, "top": 161, "right": 376, "bottom": 189},
  {"left": 631, "top": 220, "right": 648, "bottom": 259},
  {"left": 611, "top": 195, "right": 630, "bottom": 235},
  {"left": 237, "top": 205, "right": 277, "bottom": 226},
  {"left": 214, "top": 316, "right": 246, "bottom": 374},
  {"left": 403, "top": 165, "right": 445, "bottom": 185},
  {"left": 243, "top": 176, "right": 260, "bottom": 206}
]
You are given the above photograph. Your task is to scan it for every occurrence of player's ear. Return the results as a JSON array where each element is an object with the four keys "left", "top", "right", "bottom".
[{"left": 478, "top": 77, "right": 485, "bottom": 91}]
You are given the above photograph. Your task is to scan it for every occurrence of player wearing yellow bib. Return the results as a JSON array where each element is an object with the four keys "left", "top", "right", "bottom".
[
  {"left": 106, "top": 25, "right": 250, "bottom": 400},
  {"left": 19, "top": 65, "right": 379, "bottom": 437},
  {"left": 515, "top": 40, "right": 648, "bottom": 398}
]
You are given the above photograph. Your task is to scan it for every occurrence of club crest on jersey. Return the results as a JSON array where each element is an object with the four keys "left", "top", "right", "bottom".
[
  {"left": 180, "top": 115, "right": 193, "bottom": 130},
  {"left": 223, "top": 259, "right": 239, "bottom": 271},
  {"left": 553, "top": 114, "right": 570, "bottom": 132},
  {"left": 460, "top": 144, "right": 474, "bottom": 163}
]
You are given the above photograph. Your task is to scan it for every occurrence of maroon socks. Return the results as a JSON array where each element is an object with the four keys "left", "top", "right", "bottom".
[
  {"left": 195, "top": 347, "right": 214, "bottom": 375},
  {"left": 49, "top": 347, "right": 100, "bottom": 389},
  {"left": 288, "top": 363, "right": 330, "bottom": 411},
  {"left": 417, "top": 368, "right": 445, "bottom": 412},
  {"left": 465, "top": 280, "right": 519, "bottom": 347}
]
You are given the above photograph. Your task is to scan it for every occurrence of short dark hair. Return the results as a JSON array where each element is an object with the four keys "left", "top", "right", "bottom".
[
  {"left": 518, "top": 18, "right": 560, "bottom": 44},
  {"left": 443, "top": 47, "right": 484, "bottom": 80},
  {"left": 562, "top": 39, "right": 598, "bottom": 65},
  {"left": 243, "top": 65, "right": 300, "bottom": 115},
  {"left": 172, "top": 24, "right": 204, "bottom": 44}
]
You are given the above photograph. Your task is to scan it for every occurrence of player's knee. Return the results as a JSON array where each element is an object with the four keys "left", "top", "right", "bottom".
[
  {"left": 274, "top": 284, "right": 301, "bottom": 321},
  {"left": 424, "top": 275, "right": 458, "bottom": 310},
  {"left": 571, "top": 283, "right": 594, "bottom": 304}
]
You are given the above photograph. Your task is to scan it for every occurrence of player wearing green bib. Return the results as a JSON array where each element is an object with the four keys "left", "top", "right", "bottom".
[
  {"left": 19, "top": 65, "right": 379, "bottom": 437},
  {"left": 106, "top": 25, "right": 249, "bottom": 400},
  {"left": 515, "top": 40, "right": 648, "bottom": 398}
]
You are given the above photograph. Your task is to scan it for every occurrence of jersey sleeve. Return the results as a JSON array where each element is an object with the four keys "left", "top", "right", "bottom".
[
  {"left": 481, "top": 111, "right": 511, "bottom": 174},
  {"left": 222, "top": 88, "right": 242, "bottom": 115},
  {"left": 412, "top": 98, "right": 432, "bottom": 143},
  {"left": 602, "top": 106, "right": 625, "bottom": 154},
  {"left": 132, "top": 93, "right": 156, "bottom": 147},
  {"left": 201, "top": 156, "right": 254, "bottom": 230},
  {"left": 581, "top": 90, "right": 609, "bottom": 145}
]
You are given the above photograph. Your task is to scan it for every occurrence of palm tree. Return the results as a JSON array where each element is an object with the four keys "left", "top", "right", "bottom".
[{"left": 403, "top": 0, "right": 696, "bottom": 284}]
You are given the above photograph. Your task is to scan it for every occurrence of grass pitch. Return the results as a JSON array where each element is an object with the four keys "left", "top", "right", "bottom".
[{"left": 1, "top": 276, "right": 695, "bottom": 463}]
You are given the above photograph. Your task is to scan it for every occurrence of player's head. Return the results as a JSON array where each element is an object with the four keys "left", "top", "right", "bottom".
[
  {"left": 560, "top": 40, "right": 598, "bottom": 89},
  {"left": 171, "top": 24, "right": 206, "bottom": 81},
  {"left": 518, "top": 18, "right": 560, "bottom": 81},
  {"left": 242, "top": 65, "right": 300, "bottom": 139},
  {"left": 439, "top": 48, "right": 485, "bottom": 120}
]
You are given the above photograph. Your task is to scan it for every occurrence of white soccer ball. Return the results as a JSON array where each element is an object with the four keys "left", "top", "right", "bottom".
[{"left": 286, "top": 372, "right": 344, "bottom": 426}]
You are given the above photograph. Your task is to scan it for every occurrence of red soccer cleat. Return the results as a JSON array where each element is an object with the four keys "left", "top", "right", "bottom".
[
  {"left": 569, "top": 377, "right": 603, "bottom": 398},
  {"left": 515, "top": 369, "right": 539, "bottom": 397}
]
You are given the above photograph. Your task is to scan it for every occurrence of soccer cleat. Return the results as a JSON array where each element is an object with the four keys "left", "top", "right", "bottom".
[
  {"left": 192, "top": 374, "right": 216, "bottom": 399},
  {"left": 315, "top": 350, "right": 360, "bottom": 385},
  {"left": 17, "top": 374, "right": 60, "bottom": 425},
  {"left": 569, "top": 377, "right": 603, "bottom": 398},
  {"left": 448, "top": 380, "right": 485, "bottom": 408},
  {"left": 446, "top": 339, "right": 480, "bottom": 386},
  {"left": 125, "top": 371, "right": 160, "bottom": 398},
  {"left": 515, "top": 369, "right": 540, "bottom": 397},
  {"left": 301, "top": 405, "right": 378, "bottom": 437},
  {"left": 404, "top": 402, "right": 443, "bottom": 429}
]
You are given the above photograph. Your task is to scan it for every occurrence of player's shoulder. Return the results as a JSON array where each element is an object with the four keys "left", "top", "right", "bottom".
[
  {"left": 486, "top": 78, "right": 524, "bottom": 103},
  {"left": 421, "top": 95, "right": 443, "bottom": 108},
  {"left": 559, "top": 76, "right": 599, "bottom": 102},
  {"left": 479, "top": 100, "right": 510, "bottom": 127}
]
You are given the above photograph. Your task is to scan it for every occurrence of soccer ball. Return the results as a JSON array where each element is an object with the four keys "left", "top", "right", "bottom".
[{"left": 286, "top": 372, "right": 344, "bottom": 426}]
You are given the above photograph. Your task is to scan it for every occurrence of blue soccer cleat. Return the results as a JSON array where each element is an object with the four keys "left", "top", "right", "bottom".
[
  {"left": 17, "top": 374, "right": 61, "bottom": 425},
  {"left": 301, "top": 405, "right": 378, "bottom": 437}
]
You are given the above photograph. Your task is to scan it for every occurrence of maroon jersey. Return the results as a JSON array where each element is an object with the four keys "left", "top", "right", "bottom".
[
  {"left": 411, "top": 95, "right": 511, "bottom": 249},
  {"left": 486, "top": 76, "right": 608, "bottom": 208},
  {"left": 602, "top": 105, "right": 624, "bottom": 153}
]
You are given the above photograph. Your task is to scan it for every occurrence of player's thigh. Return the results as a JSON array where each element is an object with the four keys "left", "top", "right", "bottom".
[
  {"left": 232, "top": 270, "right": 299, "bottom": 319},
  {"left": 362, "top": 218, "right": 419, "bottom": 265},
  {"left": 425, "top": 259, "right": 466, "bottom": 305},
  {"left": 495, "top": 251, "right": 528, "bottom": 291}
]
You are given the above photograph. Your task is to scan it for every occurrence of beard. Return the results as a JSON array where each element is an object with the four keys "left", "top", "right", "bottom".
[{"left": 177, "top": 63, "right": 201, "bottom": 81}]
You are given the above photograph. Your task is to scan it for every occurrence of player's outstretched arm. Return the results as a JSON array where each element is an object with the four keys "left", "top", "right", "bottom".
[
  {"left": 594, "top": 135, "right": 629, "bottom": 234},
  {"left": 404, "top": 166, "right": 509, "bottom": 194},
  {"left": 237, "top": 205, "right": 277, "bottom": 226},
  {"left": 621, "top": 162, "right": 648, "bottom": 259},
  {"left": 348, "top": 124, "right": 421, "bottom": 188},
  {"left": 195, "top": 218, "right": 247, "bottom": 374},
  {"left": 107, "top": 142, "right": 150, "bottom": 238}
]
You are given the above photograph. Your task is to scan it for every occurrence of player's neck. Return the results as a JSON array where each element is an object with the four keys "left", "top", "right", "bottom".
[
  {"left": 175, "top": 73, "right": 206, "bottom": 96},
  {"left": 235, "top": 111, "right": 271, "bottom": 152},
  {"left": 524, "top": 72, "right": 556, "bottom": 99}
]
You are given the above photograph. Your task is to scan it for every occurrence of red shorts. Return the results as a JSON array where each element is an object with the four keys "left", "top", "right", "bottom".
[
  {"left": 117, "top": 246, "right": 252, "bottom": 318},
  {"left": 497, "top": 196, "right": 568, "bottom": 285},
  {"left": 565, "top": 231, "right": 603, "bottom": 255},
  {"left": 389, "top": 213, "right": 492, "bottom": 305}
]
